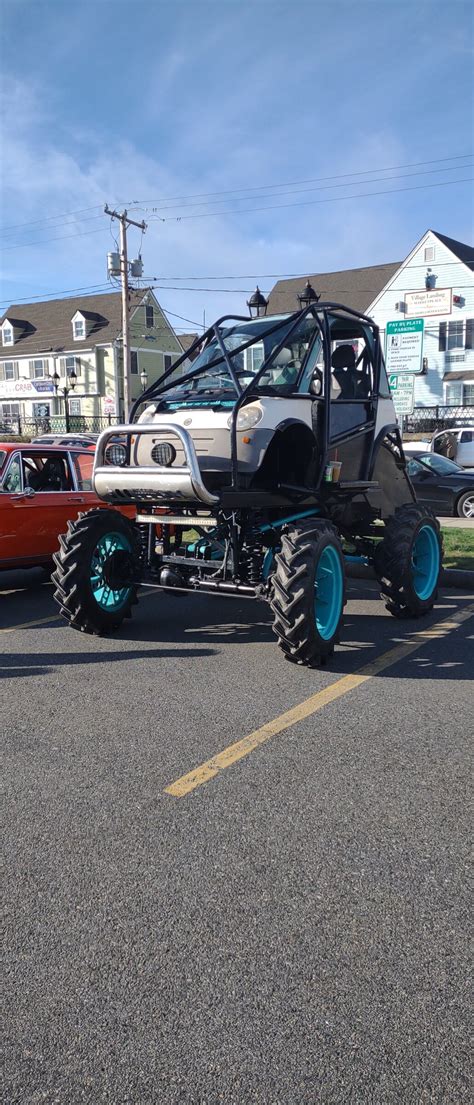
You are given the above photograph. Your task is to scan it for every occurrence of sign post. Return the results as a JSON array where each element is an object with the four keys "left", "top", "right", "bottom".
[{"left": 386, "top": 319, "right": 424, "bottom": 375}]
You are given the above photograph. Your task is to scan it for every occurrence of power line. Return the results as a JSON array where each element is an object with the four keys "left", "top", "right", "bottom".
[
  {"left": 135, "top": 164, "right": 474, "bottom": 216},
  {"left": 2, "top": 175, "right": 471, "bottom": 253},
  {"left": 154, "top": 177, "right": 474, "bottom": 223},
  {"left": 145, "top": 282, "right": 474, "bottom": 294},
  {"left": 0, "top": 153, "right": 471, "bottom": 239},
  {"left": 0, "top": 225, "right": 110, "bottom": 252},
  {"left": 158, "top": 307, "right": 205, "bottom": 328},
  {"left": 0, "top": 198, "right": 142, "bottom": 235},
  {"left": 142, "top": 261, "right": 474, "bottom": 281},
  {"left": 4, "top": 287, "right": 472, "bottom": 351},
  {"left": 125, "top": 154, "right": 473, "bottom": 207},
  {"left": 3, "top": 256, "right": 471, "bottom": 310},
  {"left": 0, "top": 283, "right": 113, "bottom": 306}
]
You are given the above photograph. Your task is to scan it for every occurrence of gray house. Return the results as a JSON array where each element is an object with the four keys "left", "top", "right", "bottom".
[{"left": 267, "top": 262, "right": 401, "bottom": 316}]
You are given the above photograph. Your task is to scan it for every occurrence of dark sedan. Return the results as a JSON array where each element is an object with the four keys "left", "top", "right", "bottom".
[{"left": 406, "top": 452, "right": 474, "bottom": 518}]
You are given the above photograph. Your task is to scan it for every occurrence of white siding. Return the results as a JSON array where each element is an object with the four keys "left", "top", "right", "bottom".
[{"left": 367, "top": 232, "right": 474, "bottom": 408}]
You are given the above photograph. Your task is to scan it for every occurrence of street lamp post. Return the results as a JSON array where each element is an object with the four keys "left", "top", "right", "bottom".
[
  {"left": 297, "top": 280, "right": 320, "bottom": 311},
  {"left": 52, "top": 368, "right": 77, "bottom": 432},
  {"left": 247, "top": 286, "right": 268, "bottom": 318}
]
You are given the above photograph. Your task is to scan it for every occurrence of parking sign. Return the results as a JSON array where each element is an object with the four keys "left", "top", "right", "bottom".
[{"left": 389, "top": 373, "right": 415, "bottom": 415}]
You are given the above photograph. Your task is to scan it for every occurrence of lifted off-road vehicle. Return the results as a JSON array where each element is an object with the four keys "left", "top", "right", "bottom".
[{"left": 53, "top": 302, "right": 443, "bottom": 666}]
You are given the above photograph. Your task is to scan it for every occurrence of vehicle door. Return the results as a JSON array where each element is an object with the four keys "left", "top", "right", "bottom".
[
  {"left": 327, "top": 320, "right": 377, "bottom": 480},
  {"left": 406, "top": 457, "right": 452, "bottom": 513},
  {"left": 2, "top": 450, "right": 78, "bottom": 563},
  {"left": 456, "top": 430, "right": 474, "bottom": 467},
  {"left": 0, "top": 452, "right": 28, "bottom": 565}
]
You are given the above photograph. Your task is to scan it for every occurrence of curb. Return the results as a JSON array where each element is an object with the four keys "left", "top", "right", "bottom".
[{"left": 345, "top": 562, "right": 474, "bottom": 591}]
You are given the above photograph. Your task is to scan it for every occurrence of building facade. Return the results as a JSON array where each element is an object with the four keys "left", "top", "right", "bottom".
[
  {"left": 267, "top": 230, "right": 473, "bottom": 420},
  {"left": 366, "top": 231, "right": 474, "bottom": 412},
  {"left": 0, "top": 288, "right": 186, "bottom": 431}
]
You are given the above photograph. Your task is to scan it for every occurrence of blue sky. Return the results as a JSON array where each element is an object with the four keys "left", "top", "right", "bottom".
[{"left": 0, "top": 0, "right": 473, "bottom": 335}]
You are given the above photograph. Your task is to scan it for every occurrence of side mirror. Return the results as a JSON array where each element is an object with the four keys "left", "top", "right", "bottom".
[{"left": 309, "top": 368, "right": 323, "bottom": 396}]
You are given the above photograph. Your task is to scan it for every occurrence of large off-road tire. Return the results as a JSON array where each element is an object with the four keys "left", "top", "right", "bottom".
[
  {"left": 375, "top": 505, "right": 442, "bottom": 619},
  {"left": 52, "top": 509, "right": 140, "bottom": 635},
  {"left": 270, "top": 520, "right": 345, "bottom": 667}
]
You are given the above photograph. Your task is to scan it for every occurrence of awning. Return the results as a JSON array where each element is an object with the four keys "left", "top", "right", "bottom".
[{"left": 443, "top": 369, "right": 474, "bottom": 381}]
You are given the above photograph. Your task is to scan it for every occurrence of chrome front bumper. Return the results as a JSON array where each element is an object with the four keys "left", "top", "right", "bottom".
[{"left": 93, "top": 423, "right": 219, "bottom": 506}]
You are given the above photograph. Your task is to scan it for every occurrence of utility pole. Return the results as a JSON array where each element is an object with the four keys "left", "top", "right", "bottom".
[{"left": 105, "top": 205, "right": 146, "bottom": 419}]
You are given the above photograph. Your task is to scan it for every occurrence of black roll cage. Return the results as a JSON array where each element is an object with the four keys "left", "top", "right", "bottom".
[{"left": 129, "top": 302, "right": 383, "bottom": 493}]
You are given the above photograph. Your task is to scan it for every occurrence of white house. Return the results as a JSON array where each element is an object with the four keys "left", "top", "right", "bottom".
[{"left": 366, "top": 230, "right": 474, "bottom": 412}]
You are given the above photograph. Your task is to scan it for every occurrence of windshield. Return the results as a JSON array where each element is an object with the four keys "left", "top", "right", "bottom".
[
  {"left": 159, "top": 314, "right": 321, "bottom": 402},
  {"left": 417, "top": 454, "right": 462, "bottom": 475}
]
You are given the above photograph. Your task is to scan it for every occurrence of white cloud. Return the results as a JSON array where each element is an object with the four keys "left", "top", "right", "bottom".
[{"left": 1, "top": 72, "right": 471, "bottom": 328}]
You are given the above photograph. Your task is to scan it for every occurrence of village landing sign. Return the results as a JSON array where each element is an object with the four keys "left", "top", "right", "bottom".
[{"left": 385, "top": 319, "right": 424, "bottom": 375}]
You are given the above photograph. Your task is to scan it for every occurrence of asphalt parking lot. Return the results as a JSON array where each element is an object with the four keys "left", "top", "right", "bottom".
[{"left": 2, "top": 570, "right": 473, "bottom": 1104}]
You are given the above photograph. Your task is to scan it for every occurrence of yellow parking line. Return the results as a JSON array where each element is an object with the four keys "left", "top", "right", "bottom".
[
  {"left": 165, "top": 603, "right": 474, "bottom": 799},
  {"left": 0, "top": 614, "right": 62, "bottom": 634}
]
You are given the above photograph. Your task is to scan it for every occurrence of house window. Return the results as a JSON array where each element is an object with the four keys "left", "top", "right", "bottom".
[
  {"left": 447, "top": 321, "right": 464, "bottom": 350},
  {"left": 464, "top": 383, "right": 474, "bottom": 406},
  {"left": 32, "top": 401, "right": 51, "bottom": 418},
  {"left": 73, "top": 319, "right": 85, "bottom": 339},
  {"left": 244, "top": 343, "right": 265, "bottom": 374},
  {"left": 424, "top": 246, "right": 435, "bottom": 262},
  {"left": 2, "top": 361, "right": 17, "bottom": 381},
  {"left": 130, "top": 352, "right": 138, "bottom": 374},
  {"left": 445, "top": 382, "right": 463, "bottom": 406},
  {"left": 69, "top": 398, "right": 81, "bottom": 416},
  {"left": 163, "top": 353, "right": 174, "bottom": 372},
  {"left": 31, "top": 359, "right": 46, "bottom": 379},
  {"left": 2, "top": 327, "right": 13, "bottom": 346},
  {"left": 62, "top": 355, "right": 81, "bottom": 378},
  {"left": 145, "top": 305, "right": 154, "bottom": 328},
  {"left": 439, "top": 319, "right": 474, "bottom": 351},
  {"left": 1, "top": 402, "right": 20, "bottom": 421}
]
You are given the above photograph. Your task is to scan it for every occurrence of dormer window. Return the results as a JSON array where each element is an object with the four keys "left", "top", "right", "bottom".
[
  {"left": 2, "top": 324, "right": 14, "bottom": 346},
  {"left": 71, "top": 311, "right": 87, "bottom": 340}
]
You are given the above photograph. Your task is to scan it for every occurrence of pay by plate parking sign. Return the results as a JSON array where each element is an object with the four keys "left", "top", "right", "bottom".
[{"left": 386, "top": 318, "right": 424, "bottom": 374}]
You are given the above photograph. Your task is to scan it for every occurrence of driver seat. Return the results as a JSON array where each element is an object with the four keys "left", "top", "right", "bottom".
[
  {"left": 36, "top": 457, "right": 67, "bottom": 491},
  {"left": 331, "top": 345, "right": 357, "bottom": 399}
]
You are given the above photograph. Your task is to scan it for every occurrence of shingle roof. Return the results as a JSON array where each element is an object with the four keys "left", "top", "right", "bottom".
[
  {"left": 267, "top": 262, "right": 401, "bottom": 316},
  {"left": 178, "top": 332, "right": 199, "bottom": 352},
  {"left": 0, "top": 290, "right": 145, "bottom": 357},
  {"left": 432, "top": 231, "right": 474, "bottom": 270}
]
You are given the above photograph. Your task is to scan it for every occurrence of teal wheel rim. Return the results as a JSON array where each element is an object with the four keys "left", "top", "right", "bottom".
[
  {"left": 314, "top": 545, "right": 343, "bottom": 640},
  {"left": 90, "top": 531, "right": 133, "bottom": 611},
  {"left": 411, "top": 524, "right": 440, "bottom": 600}
]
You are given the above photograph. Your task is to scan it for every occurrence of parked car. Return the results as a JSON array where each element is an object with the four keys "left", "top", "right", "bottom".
[
  {"left": 402, "top": 440, "right": 431, "bottom": 456},
  {"left": 31, "top": 433, "right": 98, "bottom": 449},
  {"left": 430, "top": 425, "right": 474, "bottom": 468},
  {"left": 406, "top": 451, "right": 474, "bottom": 518},
  {"left": 0, "top": 443, "right": 133, "bottom": 572}
]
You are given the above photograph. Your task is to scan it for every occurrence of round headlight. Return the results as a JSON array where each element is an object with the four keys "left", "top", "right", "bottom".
[
  {"left": 227, "top": 405, "right": 263, "bottom": 431},
  {"left": 105, "top": 442, "right": 127, "bottom": 466},
  {"left": 151, "top": 441, "right": 176, "bottom": 466}
]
